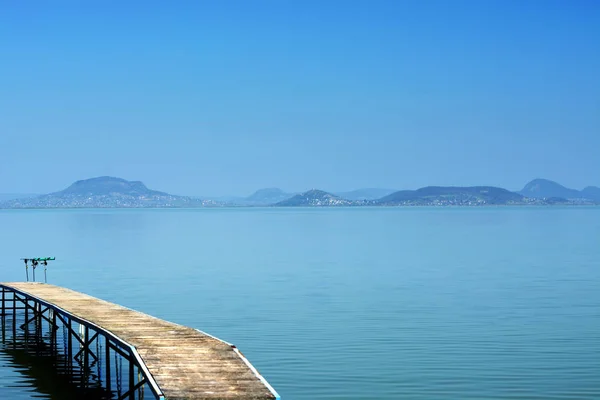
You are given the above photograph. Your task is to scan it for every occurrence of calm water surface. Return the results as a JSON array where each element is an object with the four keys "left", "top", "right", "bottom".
[{"left": 1, "top": 207, "right": 599, "bottom": 399}]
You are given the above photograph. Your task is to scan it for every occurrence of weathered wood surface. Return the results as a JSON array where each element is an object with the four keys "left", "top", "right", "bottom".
[{"left": 1, "top": 282, "right": 277, "bottom": 400}]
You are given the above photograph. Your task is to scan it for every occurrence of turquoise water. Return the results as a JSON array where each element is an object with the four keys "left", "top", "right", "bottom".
[{"left": 1, "top": 207, "right": 599, "bottom": 399}]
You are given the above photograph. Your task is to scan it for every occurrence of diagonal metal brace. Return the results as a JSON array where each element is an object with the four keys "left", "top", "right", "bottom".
[
  {"left": 74, "top": 331, "right": 100, "bottom": 362},
  {"left": 116, "top": 378, "right": 147, "bottom": 400}
]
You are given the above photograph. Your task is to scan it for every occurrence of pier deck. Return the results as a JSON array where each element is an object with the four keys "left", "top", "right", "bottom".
[{"left": 1, "top": 282, "right": 278, "bottom": 400}]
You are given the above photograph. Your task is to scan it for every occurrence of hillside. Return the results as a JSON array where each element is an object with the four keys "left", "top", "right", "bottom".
[
  {"left": 378, "top": 186, "right": 525, "bottom": 206},
  {"left": 0, "top": 177, "right": 206, "bottom": 208},
  {"left": 275, "top": 189, "right": 354, "bottom": 206}
]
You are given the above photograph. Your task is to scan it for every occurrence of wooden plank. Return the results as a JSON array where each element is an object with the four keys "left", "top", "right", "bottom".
[{"left": 0, "top": 282, "right": 278, "bottom": 400}]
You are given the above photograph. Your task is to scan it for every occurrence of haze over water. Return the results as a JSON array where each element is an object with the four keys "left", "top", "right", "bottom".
[{"left": 1, "top": 207, "right": 599, "bottom": 399}]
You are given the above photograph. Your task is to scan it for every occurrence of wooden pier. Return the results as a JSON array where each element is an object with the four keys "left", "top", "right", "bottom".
[{"left": 0, "top": 282, "right": 280, "bottom": 400}]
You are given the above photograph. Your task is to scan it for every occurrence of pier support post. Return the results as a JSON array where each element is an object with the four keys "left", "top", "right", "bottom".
[
  {"left": 68, "top": 318, "right": 73, "bottom": 372},
  {"left": 129, "top": 353, "right": 135, "bottom": 400},
  {"left": 51, "top": 310, "right": 56, "bottom": 352},
  {"left": 36, "top": 303, "right": 42, "bottom": 347},
  {"left": 24, "top": 298, "right": 29, "bottom": 343},
  {"left": 33, "top": 302, "right": 38, "bottom": 351},
  {"left": 12, "top": 293, "right": 16, "bottom": 341},
  {"left": 106, "top": 338, "right": 112, "bottom": 393},
  {"left": 1, "top": 288, "right": 5, "bottom": 316},
  {"left": 84, "top": 325, "right": 90, "bottom": 388}
]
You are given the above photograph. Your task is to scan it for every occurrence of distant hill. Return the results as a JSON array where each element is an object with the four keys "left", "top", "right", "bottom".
[
  {"left": 581, "top": 186, "right": 600, "bottom": 201},
  {"left": 60, "top": 176, "right": 168, "bottom": 197},
  {"left": 245, "top": 188, "right": 294, "bottom": 205},
  {"left": 335, "top": 188, "right": 396, "bottom": 201},
  {"left": 519, "top": 179, "right": 600, "bottom": 201},
  {"left": 275, "top": 189, "right": 355, "bottom": 206},
  {"left": 0, "top": 177, "right": 208, "bottom": 208},
  {"left": 378, "top": 186, "right": 525, "bottom": 206},
  {"left": 519, "top": 179, "right": 582, "bottom": 199}
]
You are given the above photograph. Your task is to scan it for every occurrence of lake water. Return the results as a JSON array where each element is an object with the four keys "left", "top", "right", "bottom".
[{"left": 1, "top": 207, "right": 599, "bottom": 399}]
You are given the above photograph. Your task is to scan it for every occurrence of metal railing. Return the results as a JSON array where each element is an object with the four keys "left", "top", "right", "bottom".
[{"left": 0, "top": 284, "right": 164, "bottom": 400}]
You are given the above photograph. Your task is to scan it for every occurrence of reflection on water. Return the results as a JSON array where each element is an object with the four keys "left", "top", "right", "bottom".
[{"left": 0, "top": 314, "right": 106, "bottom": 399}]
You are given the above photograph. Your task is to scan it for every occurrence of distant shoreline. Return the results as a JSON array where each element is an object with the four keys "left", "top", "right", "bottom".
[
  {"left": 2, "top": 176, "right": 599, "bottom": 208},
  {"left": 2, "top": 204, "right": 600, "bottom": 211}
]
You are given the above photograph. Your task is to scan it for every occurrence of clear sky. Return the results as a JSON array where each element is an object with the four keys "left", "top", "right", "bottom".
[{"left": 1, "top": 1, "right": 599, "bottom": 196}]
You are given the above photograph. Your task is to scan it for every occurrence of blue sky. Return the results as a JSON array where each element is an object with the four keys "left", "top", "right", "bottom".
[{"left": 1, "top": 1, "right": 598, "bottom": 196}]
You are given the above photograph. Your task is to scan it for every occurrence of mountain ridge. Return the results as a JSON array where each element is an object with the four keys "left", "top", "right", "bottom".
[{"left": 1, "top": 177, "right": 599, "bottom": 208}]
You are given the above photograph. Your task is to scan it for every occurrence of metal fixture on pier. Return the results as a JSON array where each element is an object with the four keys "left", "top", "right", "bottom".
[{"left": 21, "top": 257, "right": 55, "bottom": 282}]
